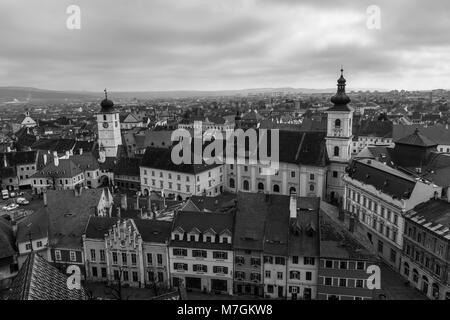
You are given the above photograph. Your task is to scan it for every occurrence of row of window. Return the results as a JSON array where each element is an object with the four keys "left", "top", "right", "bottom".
[
  {"left": 143, "top": 169, "right": 222, "bottom": 180},
  {"left": 235, "top": 271, "right": 261, "bottom": 281},
  {"left": 404, "top": 245, "right": 443, "bottom": 277},
  {"left": 235, "top": 256, "right": 261, "bottom": 266},
  {"left": 173, "top": 263, "right": 229, "bottom": 274},
  {"left": 321, "top": 276, "right": 367, "bottom": 289},
  {"left": 324, "top": 260, "right": 366, "bottom": 270},
  {"left": 173, "top": 234, "right": 230, "bottom": 244},
  {"left": 172, "top": 248, "right": 229, "bottom": 260},
  {"left": 405, "top": 224, "right": 446, "bottom": 257},
  {"left": 347, "top": 189, "right": 399, "bottom": 226},
  {"left": 33, "top": 175, "right": 84, "bottom": 186}
]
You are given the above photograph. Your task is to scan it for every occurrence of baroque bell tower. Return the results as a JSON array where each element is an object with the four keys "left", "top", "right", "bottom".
[
  {"left": 97, "top": 89, "right": 122, "bottom": 158},
  {"left": 325, "top": 68, "right": 353, "bottom": 202}
]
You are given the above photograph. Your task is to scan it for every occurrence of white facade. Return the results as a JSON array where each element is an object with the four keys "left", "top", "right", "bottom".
[
  {"left": 140, "top": 166, "right": 224, "bottom": 200},
  {"left": 286, "top": 256, "right": 318, "bottom": 300},
  {"left": 97, "top": 112, "right": 122, "bottom": 157},
  {"left": 169, "top": 230, "right": 234, "bottom": 294},
  {"left": 325, "top": 109, "right": 354, "bottom": 202},
  {"left": 225, "top": 163, "right": 326, "bottom": 199},
  {"left": 343, "top": 165, "right": 442, "bottom": 270}
]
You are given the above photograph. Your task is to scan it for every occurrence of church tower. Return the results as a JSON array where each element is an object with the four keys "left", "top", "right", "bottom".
[
  {"left": 325, "top": 68, "right": 353, "bottom": 202},
  {"left": 97, "top": 89, "right": 122, "bottom": 158}
]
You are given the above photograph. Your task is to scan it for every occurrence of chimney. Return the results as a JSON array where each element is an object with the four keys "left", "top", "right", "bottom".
[
  {"left": 6, "top": 146, "right": 11, "bottom": 153},
  {"left": 65, "top": 150, "right": 70, "bottom": 158},
  {"left": 43, "top": 153, "right": 48, "bottom": 165},
  {"left": 289, "top": 192, "right": 297, "bottom": 219},
  {"left": 79, "top": 148, "right": 83, "bottom": 155},
  {"left": 43, "top": 190, "right": 48, "bottom": 207},
  {"left": 121, "top": 194, "right": 128, "bottom": 210},
  {"left": 3, "top": 154, "right": 7, "bottom": 168},
  {"left": 53, "top": 151, "right": 59, "bottom": 166}
]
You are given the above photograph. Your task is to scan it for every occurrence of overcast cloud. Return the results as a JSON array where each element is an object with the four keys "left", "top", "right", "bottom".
[{"left": 0, "top": 0, "right": 449, "bottom": 91}]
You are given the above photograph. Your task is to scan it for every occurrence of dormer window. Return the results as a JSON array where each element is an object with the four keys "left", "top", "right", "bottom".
[
  {"left": 189, "top": 235, "right": 195, "bottom": 242},
  {"left": 206, "top": 236, "right": 212, "bottom": 243},
  {"left": 222, "top": 237, "right": 229, "bottom": 244}
]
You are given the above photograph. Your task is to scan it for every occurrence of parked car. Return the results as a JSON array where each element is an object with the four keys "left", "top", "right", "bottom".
[
  {"left": 9, "top": 192, "right": 16, "bottom": 198},
  {"left": 1, "top": 190, "right": 9, "bottom": 200},
  {"left": 16, "top": 197, "right": 29, "bottom": 205},
  {"left": 2, "top": 203, "right": 19, "bottom": 211}
]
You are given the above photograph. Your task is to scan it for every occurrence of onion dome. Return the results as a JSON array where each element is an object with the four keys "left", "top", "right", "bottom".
[
  {"left": 329, "top": 67, "right": 351, "bottom": 111},
  {"left": 100, "top": 89, "right": 115, "bottom": 113}
]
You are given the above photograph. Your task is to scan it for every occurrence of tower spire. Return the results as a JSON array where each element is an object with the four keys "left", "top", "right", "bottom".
[{"left": 104, "top": 88, "right": 108, "bottom": 100}]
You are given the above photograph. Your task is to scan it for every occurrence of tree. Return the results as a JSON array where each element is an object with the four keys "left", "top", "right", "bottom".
[{"left": 105, "top": 266, "right": 131, "bottom": 300}]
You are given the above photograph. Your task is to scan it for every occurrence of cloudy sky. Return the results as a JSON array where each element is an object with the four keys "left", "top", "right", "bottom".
[{"left": 0, "top": 0, "right": 449, "bottom": 91}]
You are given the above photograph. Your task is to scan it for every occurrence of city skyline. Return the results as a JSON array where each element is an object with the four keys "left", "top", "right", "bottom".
[{"left": 1, "top": 0, "right": 450, "bottom": 92}]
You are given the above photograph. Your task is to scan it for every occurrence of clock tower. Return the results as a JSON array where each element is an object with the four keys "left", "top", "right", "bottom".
[
  {"left": 97, "top": 89, "right": 122, "bottom": 157},
  {"left": 325, "top": 68, "right": 353, "bottom": 203}
]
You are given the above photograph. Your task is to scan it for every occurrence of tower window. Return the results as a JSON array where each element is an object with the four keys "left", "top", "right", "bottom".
[
  {"left": 334, "top": 146, "right": 340, "bottom": 157},
  {"left": 103, "top": 115, "right": 107, "bottom": 121},
  {"left": 335, "top": 119, "right": 341, "bottom": 128}
]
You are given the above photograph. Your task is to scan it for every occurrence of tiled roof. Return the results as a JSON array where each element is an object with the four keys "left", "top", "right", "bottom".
[
  {"left": 32, "top": 158, "right": 83, "bottom": 178},
  {"left": 170, "top": 211, "right": 234, "bottom": 250},
  {"left": 16, "top": 209, "right": 49, "bottom": 244},
  {"left": 353, "top": 120, "right": 393, "bottom": 138},
  {"left": 69, "top": 153, "right": 99, "bottom": 171},
  {"left": 134, "top": 219, "right": 172, "bottom": 243},
  {"left": 0, "top": 151, "right": 37, "bottom": 166},
  {"left": 393, "top": 124, "right": 450, "bottom": 146},
  {"left": 289, "top": 197, "right": 321, "bottom": 257},
  {"left": 140, "top": 147, "right": 221, "bottom": 174},
  {"left": 0, "top": 218, "right": 15, "bottom": 261},
  {"left": 46, "top": 189, "right": 106, "bottom": 249},
  {"left": 186, "top": 192, "right": 236, "bottom": 213},
  {"left": 320, "top": 215, "right": 373, "bottom": 260},
  {"left": 233, "top": 193, "right": 271, "bottom": 251},
  {"left": 7, "top": 252, "right": 86, "bottom": 300},
  {"left": 113, "top": 157, "right": 141, "bottom": 176},
  {"left": 405, "top": 199, "right": 450, "bottom": 240},
  {"left": 31, "top": 138, "right": 76, "bottom": 153},
  {"left": 395, "top": 128, "right": 437, "bottom": 147},
  {"left": 347, "top": 159, "right": 417, "bottom": 200},
  {"left": 84, "top": 216, "right": 118, "bottom": 239},
  {"left": 263, "top": 195, "right": 290, "bottom": 256}
]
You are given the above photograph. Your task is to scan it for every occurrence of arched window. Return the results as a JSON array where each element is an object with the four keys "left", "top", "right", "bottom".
[
  {"left": 273, "top": 184, "right": 280, "bottom": 193},
  {"left": 403, "top": 262, "right": 410, "bottom": 277},
  {"left": 309, "top": 184, "right": 315, "bottom": 192},
  {"left": 334, "top": 146, "right": 340, "bottom": 157},
  {"left": 422, "top": 276, "right": 429, "bottom": 294},
  {"left": 289, "top": 187, "right": 296, "bottom": 195},
  {"left": 229, "top": 178, "right": 235, "bottom": 188},
  {"left": 258, "top": 182, "right": 265, "bottom": 191},
  {"left": 243, "top": 180, "right": 249, "bottom": 191},
  {"left": 432, "top": 283, "right": 440, "bottom": 299},
  {"left": 412, "top": 269, "right": 419, "bottom": 283},
  {"left": 335, "top": 119, "right": 341, "bottom": 128}
]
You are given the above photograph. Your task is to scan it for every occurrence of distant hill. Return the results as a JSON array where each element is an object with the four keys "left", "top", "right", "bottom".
[
  {"left": 0, "top": 87, "right": 97, "bottom": 104},
  {"left": 0, "top": 86, "right": 388, "bottom": 103}
]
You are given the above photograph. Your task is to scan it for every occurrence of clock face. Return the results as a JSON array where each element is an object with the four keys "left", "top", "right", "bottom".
[{"left": 103, "top": 122, "right": 109, "bottom": 128}]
